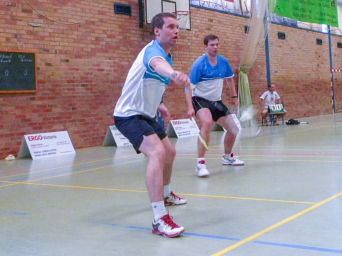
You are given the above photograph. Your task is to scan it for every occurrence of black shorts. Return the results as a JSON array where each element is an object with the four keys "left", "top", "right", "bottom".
[
  {"left": 192, "top": 96, "right": 231, "bottom": 121},
  {"left": 114, "top": 115, "right": 167, "bottom": 154}
]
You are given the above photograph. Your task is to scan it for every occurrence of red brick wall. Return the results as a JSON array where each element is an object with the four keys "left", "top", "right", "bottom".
[
  {"left": 268, "top": 24, "right": 340, "bottom": 117},
  {"left": 0, "top": 2, "right": 341, "bottom": 158}
]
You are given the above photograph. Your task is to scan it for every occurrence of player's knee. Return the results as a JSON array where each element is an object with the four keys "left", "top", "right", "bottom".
[
  {"left": 150, "top": 143, "right": 166, "bottom": 163},
  {"left": 228, "top": 117, "right": 241, "bottom": 137},
  {"left": 231, "top": 124, "right": 240, "bottom": 137},
  {"left": 201, "top": 119, "right": 213, "bottom": 132},
  {"left": 167, "top": 145, "right": 176, "bottom": 160}
]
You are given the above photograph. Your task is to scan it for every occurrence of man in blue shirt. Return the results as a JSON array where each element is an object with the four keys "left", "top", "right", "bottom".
[
  {"left": 114, "top": 13, "right": 189, "bottom": 237},
  {"left": 186, "top": 34, "right": 244, "bottom": 177}
]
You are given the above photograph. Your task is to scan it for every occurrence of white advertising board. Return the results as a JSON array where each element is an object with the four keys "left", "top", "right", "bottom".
[
  {"left": 167, "top": 119, "right": 200, "bottom": 138},
  {"left": 103, "top": 125, "right": 132, "bottom": 147},
  {"left": 18, "top": 131, "right": 75, "bottom": 159}
]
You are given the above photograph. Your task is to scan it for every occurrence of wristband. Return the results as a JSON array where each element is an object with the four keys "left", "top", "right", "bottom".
[
  {"left": 231, "top": 96, "right": 238, "bottom": 98},
  {"left": 170, "top": 71, "right": 177, "bottom": 80}
]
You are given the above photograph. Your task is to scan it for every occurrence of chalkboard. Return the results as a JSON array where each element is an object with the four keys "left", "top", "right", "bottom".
[{"left": 0, "top": 51, "right": 36, "bottom": 93}]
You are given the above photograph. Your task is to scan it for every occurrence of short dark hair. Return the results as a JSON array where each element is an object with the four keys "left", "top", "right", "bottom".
[
  {"left": 204, "top": 34, "right": 219, "bottom": 45},
  {"left": 151, "top": 12, "right": 177, "bottom": 33}
]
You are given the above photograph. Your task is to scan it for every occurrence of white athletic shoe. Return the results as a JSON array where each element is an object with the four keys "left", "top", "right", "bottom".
[
  {"left": 152, "top": 214, "right": 185, "bottom": 238},
  {"left": 164, "top": 192, "right": 187, "bottom": 206},
  {"left": 222, "top": 153, "right": 245, "bottom": 166},
  {"left": 196, "top": 160, "right": 210, "bottom": 177}
]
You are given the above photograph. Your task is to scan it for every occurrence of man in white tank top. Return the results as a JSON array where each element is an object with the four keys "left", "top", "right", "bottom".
[{"left": 260, "top": 83, "right": 286, "bottom": 122}]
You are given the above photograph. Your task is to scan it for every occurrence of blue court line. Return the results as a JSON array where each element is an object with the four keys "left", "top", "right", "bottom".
[
  {"left": 183, "top": 232, "right": 239, "bottom": 241},
  {"left": 93, "top": 221, "right": 342, "bottom": 254},
  {"left": 0, "top": 209, "right": 28, "bottom": 216},
  {"left": 93, "top": 221, "right": 239, "bottom": 241}
]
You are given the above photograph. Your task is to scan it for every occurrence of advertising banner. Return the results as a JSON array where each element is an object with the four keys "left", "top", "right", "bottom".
[
  {"left": 18, "top": 131, "right": 75, "bottom": 159},
  {"left": 274, "top": 0, "right": 338, "bottom": 27}
]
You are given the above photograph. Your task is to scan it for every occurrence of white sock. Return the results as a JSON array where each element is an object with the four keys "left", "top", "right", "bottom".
[
  {"left": 151, "top": 201, "right": 167, "bottom": 220},
  {"left": 197, "top": 158, "right": 205, "bottom": 164},
  {"left": 163, "top": 184, "right": 171, "bottom": 198},
  {"left": 224, "top": 153, "right": 233, "bottom": 159}
]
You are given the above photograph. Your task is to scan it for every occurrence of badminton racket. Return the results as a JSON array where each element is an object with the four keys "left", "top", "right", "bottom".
[{"left": 191, "top": 117, "right": 208, "bottom": 150}]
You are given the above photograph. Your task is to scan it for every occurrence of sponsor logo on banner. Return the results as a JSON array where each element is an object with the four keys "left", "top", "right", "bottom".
[
  {"left": 27, "top": 135, "right": 57, "bottom": 141},
  {"left": 22, "top": 131, "right": 75, "bottom": 159}
]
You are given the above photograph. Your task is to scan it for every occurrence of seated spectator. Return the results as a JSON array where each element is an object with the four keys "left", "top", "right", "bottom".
[{"left": 260, "top": 83, "right": 287, "bottom": 123}]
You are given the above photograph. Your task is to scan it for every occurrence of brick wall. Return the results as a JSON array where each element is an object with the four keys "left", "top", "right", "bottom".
[
  {"left": 0, "top": 1, "right": 341, "bottom": 158},
  {"left": 268, "top": 24, "right": 341, "bottom": 117}
]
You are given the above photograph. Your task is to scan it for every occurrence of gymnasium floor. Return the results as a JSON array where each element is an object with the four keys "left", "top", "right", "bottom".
[{"left": 0, "top": 114, "right": 341, "bottom": 256}]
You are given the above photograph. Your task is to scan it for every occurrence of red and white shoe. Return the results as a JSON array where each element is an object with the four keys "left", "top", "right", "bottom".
[
  {"left": 222, "top": 153, "right": 245, "bottom": 166},
  {"left": 152, "top": 214, "right": 185, "bottom": 238},
  {"left": 196, "top": 160, "right": 210, "bottom": 177},
  {"left": 164, "top": 191, "right": 187, "bottom": 206}
]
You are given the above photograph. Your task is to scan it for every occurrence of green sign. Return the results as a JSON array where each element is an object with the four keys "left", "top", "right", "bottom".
[
  {"left": 268, "top": 104, "right": 284, "bottom": 113},
  {"left": 274, "top": 0, "right": 338, "bottom": 27}
]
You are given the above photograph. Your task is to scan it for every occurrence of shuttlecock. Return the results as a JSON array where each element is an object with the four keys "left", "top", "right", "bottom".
[
  {"left": 239, "top": 106, "right": 255, "bottom": 122},
  {"left": 5, "top": 154, "right": 15, "bottom": 161}
]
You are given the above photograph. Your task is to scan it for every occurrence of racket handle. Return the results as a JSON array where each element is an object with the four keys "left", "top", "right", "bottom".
[
  {"left": 198, "top": 134, "right": 208, "bottom": 150},
  {"left": 191, "top": 118, "right": 208, "bottom": 150}
]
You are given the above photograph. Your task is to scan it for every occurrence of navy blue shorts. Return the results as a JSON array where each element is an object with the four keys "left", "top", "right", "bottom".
[
  {"left": 192, "top": 96, "right": 231, "bottom": 122},
  {"left": 114, "top": 115, "right": 167, "bottom": 154}
]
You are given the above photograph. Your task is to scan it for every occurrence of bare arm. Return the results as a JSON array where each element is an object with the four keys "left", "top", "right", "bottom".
[
  {"left": 149, "top": 57, "right": 189, "bottom": 86},
  {"left": 260, "top": 98, "right": 265, "bottom": 108},
  {"left": 185, "top": 86, "right": 195, "bottom": 118},
  {"left": 157, "top": 102, "right": 170, "bottom": 122},
  {"left": 225, "top": 77, "right": 238, "bottom": 106}
]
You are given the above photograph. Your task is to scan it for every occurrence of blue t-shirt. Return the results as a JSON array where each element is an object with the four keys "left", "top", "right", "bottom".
[
  {"left": 189, "top": 54, "right": 234, "bottom": 101},
  {"left": 114, "top": 40, "right": 172, "bottom": 118}
]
